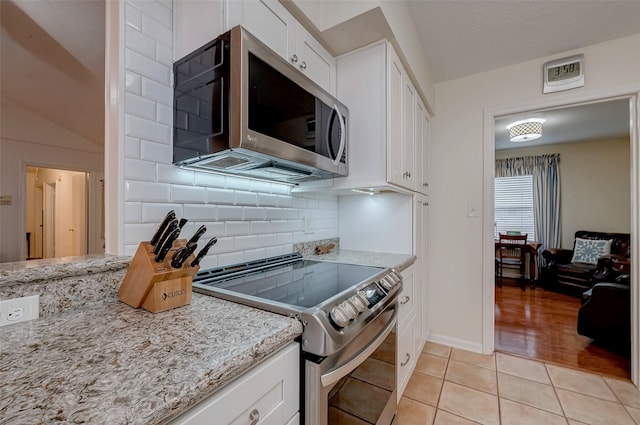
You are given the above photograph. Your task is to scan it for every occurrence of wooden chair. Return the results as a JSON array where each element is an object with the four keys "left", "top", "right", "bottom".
[{"left": 496, "top": 233, "right": 528, "bottom": 290}]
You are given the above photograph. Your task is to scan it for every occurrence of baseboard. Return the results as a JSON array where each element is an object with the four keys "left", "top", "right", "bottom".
[{"left": 427, "top": 332, "right": 484, "bottom": 354}]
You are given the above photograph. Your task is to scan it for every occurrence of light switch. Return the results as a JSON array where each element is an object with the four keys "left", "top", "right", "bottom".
[{"left": 467, "top": 203, "right": 480, "bottom": 218}]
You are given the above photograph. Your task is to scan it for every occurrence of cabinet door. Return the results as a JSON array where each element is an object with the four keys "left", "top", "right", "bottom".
[
  {"left": 174, "top": 0, "right": 224, "bottom": 60},
  {"left": 387, "top": 48, "right": 404, "bottom": 187},
  {"left": 295, "top": 25, "right": 336, "bottom": 94},
  {"left": 419, "top": 112, "right": 430, "bottom": 194},
  {"left": 401, "top": 77, "right": 416, "bottom": 190},
  {"left": 397, "top": 316, "right": 416, "bottom": 400},
  {"left": 414, "top": 100, "right": 424, "bottom": 194},
  {"left": 414, "top": 195, "right": 429, "bottom": 342},
  {"left": 226, "top": 0, "right": 295, "bottom": 61},
  {"left": 398, "top": 265, "right": 415, "bottom": 327}
]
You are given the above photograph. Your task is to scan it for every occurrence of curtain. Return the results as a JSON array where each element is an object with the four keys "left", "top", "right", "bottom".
[{"left": 496, "top": 154, "right": 561, "bottom": 276}]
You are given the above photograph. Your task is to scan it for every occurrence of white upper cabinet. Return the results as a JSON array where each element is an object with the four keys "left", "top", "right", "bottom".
[
  {"left": 226, "top": 0, "right": 336, "bottom": 94},
  {"left": 331, "top": 41, "right": 429, "bottom": 193},
  {"left": 414, "top": 100, "right": 430, "bottom": 195}
]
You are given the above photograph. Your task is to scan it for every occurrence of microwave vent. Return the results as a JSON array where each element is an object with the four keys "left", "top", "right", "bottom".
[{"left": 201, "top": 156, "right": 251, "bottom": 169}]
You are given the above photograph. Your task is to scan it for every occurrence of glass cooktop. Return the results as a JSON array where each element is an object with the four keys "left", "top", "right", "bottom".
[{"left": 193, "top": 254, "right": 384, "bottom": 309}]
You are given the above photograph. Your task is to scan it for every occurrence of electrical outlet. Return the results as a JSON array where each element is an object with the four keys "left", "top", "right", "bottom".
[
  {"left": 0, "top": 295, "right": 39, "bottom": 327},
  {"left": 303, "top": 216, "right": 314, "bottom": 234}
]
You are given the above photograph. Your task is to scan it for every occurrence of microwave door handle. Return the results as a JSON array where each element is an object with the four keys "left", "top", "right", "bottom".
[{"left": 331, "top": 104, "right": 346, "bottom": 166}]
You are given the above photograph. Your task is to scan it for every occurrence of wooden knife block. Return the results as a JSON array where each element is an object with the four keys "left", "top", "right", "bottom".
[{"left": 118, "top": 240, "right": 200, "bottom": 313}]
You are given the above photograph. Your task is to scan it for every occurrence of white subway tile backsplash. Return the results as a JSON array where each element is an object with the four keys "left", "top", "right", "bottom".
[
  {"left": 183, "top": 204, "right": 216, "bottom": 221},
  {"left": 156, "top": 43, "right": 172, "bottom": 67},
  {"left": 225, "top": 221, "right": 250, "bottom": 236},
  {"left": 234, "top": 235, "right": 258, "bottom": 251},
  {"left": 265, "top": 207, "right": 282, "bottom": 220},
  {"left": 156, "top": 103, "right": 172, "bottom": 125},
  {"left": 205, "top": 188, "right": 235, "bottom": 205},
  {"left": 141, "top": 77, "right": 172, "bottom": 106},
  {"left": 125, "top": 158, "right": 156, "bottom": 180},
  {"left": 141, "top": 140, "right": 172, "bottom": 164},
  {"left": 124, "top": 202, "right": 142, "bottom": 223},
  {"left": 125, "top": 3, "right": 142, "bottom": 31},
  {"left": 225, "top": 176, "right": 251, "bottom": 191},
  {"left": 249, "top": 180, "right": 272, "bottom": 194},
  {"left": 126, "top": 114, "right": 170, "bottom": 144},
  {"left": 293, "top": 197, "right": 307, "bottom": 209},
  {"left": 270, "top": 220, "right": 288, "bottom": 233},
  {"left": 124, "top": 136, "right": 141, "bottom": 159},
  {"left": 125, "top": 180, "right": 170, "bottom": 202},
  {"left": 125, "top": 71, "right": 142, "bottom": 95},
  {"left": 211, "top": 237, "right": 233, "bottom": 253},
  {"left": 217, "top": 205, "right": 243, "bottom": 220},
  {"left": 218, "top": 251, "right": 245, "bottom": 267},
  {"left": 124, "top": 244, "right": 139, "bottom": 257},
  {"left": 157, "top": 164, "right": 194, "bottom": 184},
  {"left": 306, "top": 198, "right": 320, "bottom": 209},
  {"left": 265, "top": 245, "right": 291, "bottom": 258},
  {"left": 141, "top": 203, "right": 183, "bottom": 222},
  {"left": 270, "top": 183, "right": 292, "bottom": 195},
  {"left": 125, "top": 92, "right": 156, "bottom": 120},
  {"left": 288, "top": 220, "right": 303, "bottom": 232},
  {"left": 235, "top": 191, "right": 258, "bottom": 205},
  {"left": 171, "top": 185, "right": 205, "bottom": 203},
  {"left": 130, "top": 0, "right": 172, "bottom": 29},
  {"left": 141, "top": 13, "right": 173, "bottom": 48},
  {"left": 282, "top": 208, "right": 299, "bottom": 220},
  {"left": 244, "top": 249, "right": 267, "bottom": 262},
  {"left": 250, "top": 221, "right": 271, "bottom": 235},
  {"left": 125, "top": 25, "right": 155, "bottom": 59},
  {"left": 257, "top": 193, "right": 280, "bottom": 206},
  {"left": 243, "top": 207, "right": 265, "bottom": 221},
  {"left": 276, "top": 233, "right": 293, "bottom": 244},
  {"left": 193, "top": 171, "right": 225, "bottom": 188},
  {"left": 124, "top": 223, "right": 157, "bottom": 244},
  {"left": 126, "top": 48, "right": 170, "bottom": 85},
  {"left": 277, "top": 195, "right": 294, "bottom": 208},
  {"left": 292, "top": 231, "right": 305, "bottom": 243},
  {"left": 257, "top": 234, "right": 277, "bottom": 247}
]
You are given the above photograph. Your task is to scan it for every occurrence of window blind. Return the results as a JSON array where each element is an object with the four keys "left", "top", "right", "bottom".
[{"left": 494, "top": 175, "right": 535, "bottom": 240}]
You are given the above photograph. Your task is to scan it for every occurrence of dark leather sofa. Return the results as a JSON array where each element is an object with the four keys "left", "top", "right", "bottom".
[
  {"left": 577, "top": 275, "right": 630, "bottom": 348},
  {"left": 541, "top": 230, "right": 630, "bottom": 295}
]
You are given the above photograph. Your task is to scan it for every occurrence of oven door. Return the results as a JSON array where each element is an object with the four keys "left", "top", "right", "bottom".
[{"left": 305, "top": 305, "right": 397, "bottom": 425}]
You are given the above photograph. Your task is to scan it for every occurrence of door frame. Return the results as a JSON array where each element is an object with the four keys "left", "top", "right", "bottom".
[{"left": 482, "top": 85, "right": 640, "bottom": 386}]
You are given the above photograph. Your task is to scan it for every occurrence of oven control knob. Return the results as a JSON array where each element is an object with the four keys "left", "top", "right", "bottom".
[
  {"left": 350, "top": 292, "right": 368, "bottom": 312},
  {"left": 342, "top": 300, "right": 359, "bottom": 319},
  {"left": 379, "top": 277, "right": 394, "bottom": 291},
  {"left": 329, "top": 305, "right": 350, "bottom": 328}
]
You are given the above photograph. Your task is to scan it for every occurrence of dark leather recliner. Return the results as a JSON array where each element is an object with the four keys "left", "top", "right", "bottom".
[
  {"left": 577, "top": 275, "right": 630, "bottom": 347},
  {"left": 541, "top": 230, "right": 630, "bottom": 295}
]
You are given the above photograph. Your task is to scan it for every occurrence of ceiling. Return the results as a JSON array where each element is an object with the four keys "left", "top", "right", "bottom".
[
  {"left": 1, "top": 1, "right": 638, "bottom": 150},
  {"left": 0, "top": 0, "right": 105, "bottom": 146}
]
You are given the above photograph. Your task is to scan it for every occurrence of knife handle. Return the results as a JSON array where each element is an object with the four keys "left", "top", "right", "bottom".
[
  {"left": 171, "top": 242, "right": 197, "bottom": 268},
  {"left": 153, "top": 219, "right": 178, "bottom": 255},
  {"left": 155, "top": 228, "right": 180, "bottom": 262},
  {"left": 191, "top": 237, "right": 217, "bottom": 267},
  {"left": 187, "top": 225, "right": 207, "bottom": 245},
  {"left": 150, "top": 210, "right": 175, "bottom": 246}
]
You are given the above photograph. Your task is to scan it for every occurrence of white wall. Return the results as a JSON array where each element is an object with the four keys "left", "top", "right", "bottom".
[
  {"left": 115, "top": 0, "right": 338, "bottom": 269},
  {"left": 497, "top": 137, "right": 631, "bottom": 249},
  {"left": 0, "top": 98, "right": 103, "bottom": 262},
  {"left": 430, "top": 34, "right": 640, "bottom": 348}
]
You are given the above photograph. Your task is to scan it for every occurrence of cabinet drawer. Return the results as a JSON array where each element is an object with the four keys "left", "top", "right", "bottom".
[
  {"left": 398, "top": 266, "right": 415, "bottom": 326},
  {"left": 170, "top": 342, "right": 299, "bottom": 425},
  {"left": 397, "top": 317, "right": 416, "bottom": 400}
]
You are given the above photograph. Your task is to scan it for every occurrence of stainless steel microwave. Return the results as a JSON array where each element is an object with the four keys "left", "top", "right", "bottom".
[{"left": 173, "top": 25, "right": 348, "bottom": 183}]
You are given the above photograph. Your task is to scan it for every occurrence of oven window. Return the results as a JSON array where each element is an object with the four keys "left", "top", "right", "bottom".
[{"left": 328, "top": 330, "right": 397, "bottom": 423}]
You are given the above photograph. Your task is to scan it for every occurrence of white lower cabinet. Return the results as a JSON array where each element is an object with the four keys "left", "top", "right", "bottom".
[
  {"left": 169, "top": 342, "right": 299, "bottom": 425},
  {"left": 397, "top": 265, "right": 420, "bottom": 401}
]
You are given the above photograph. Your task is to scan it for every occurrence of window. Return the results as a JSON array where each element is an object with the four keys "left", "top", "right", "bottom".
[{"left": 494, "top": 175, "right": 535, "bottom": 240}]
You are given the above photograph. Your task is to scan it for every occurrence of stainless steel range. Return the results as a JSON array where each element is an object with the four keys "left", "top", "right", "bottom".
[{"left": 193, "top": 253, "right": 402, "bottom": 425}]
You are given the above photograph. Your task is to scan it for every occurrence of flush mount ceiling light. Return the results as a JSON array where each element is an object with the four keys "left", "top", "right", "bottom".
[{"left": 506, "top": 118, "right": 545, "bottom": 142}]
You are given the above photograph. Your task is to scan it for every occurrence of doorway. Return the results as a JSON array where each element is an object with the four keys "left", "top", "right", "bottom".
[
  {"left": 25, "top": 166, "right": 89, "bottom": 260},
  {"left": 483, "top": 93, "right": 639, "bottom": 386}
]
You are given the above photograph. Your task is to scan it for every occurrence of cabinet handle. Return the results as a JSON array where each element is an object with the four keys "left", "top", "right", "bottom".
[
  {"left": 400, "top": 296, "right": 410, "bottom": 305},
  {"left": 423, "top": 202, "right": 428, "bottom": 206},
  {"left": 290, "top": 54, "right": 298, "bottom": 63},
  {"left": 400, "top": 353, "right": 411, "bottom": 367},
  {"left": 423, "top": 182, "right": 429, "bottom": 187},
  {"left": 300, "top": 61, "right": 307, "bottom": 70},
  {"left": 249, "top": 409, "right": 260, "bottom": 425}
]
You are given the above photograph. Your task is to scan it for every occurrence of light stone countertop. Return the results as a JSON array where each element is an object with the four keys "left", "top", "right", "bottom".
[
  {"left": 0, "top": 249, "right": 411, "bottom": 424},
  {"left": 0, "top": 295, "right": 303, "bottom": 425},
  {"left": 304, "top": 249, "right": 416, "bottom": 272}
]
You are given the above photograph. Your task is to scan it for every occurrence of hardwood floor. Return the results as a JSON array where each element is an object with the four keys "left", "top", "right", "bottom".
[{"left": 495, "top": 279, "right": 631, "bottom": 380}]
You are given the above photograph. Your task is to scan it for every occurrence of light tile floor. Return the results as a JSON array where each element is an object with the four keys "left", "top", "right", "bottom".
[{"left": 397, "top": 342, "right": 640, "bottom": 425}]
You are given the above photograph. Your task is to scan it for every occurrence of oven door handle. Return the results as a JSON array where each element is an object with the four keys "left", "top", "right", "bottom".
[{"left": 320, "top": 309, "right": 397, "bottom": 388}]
